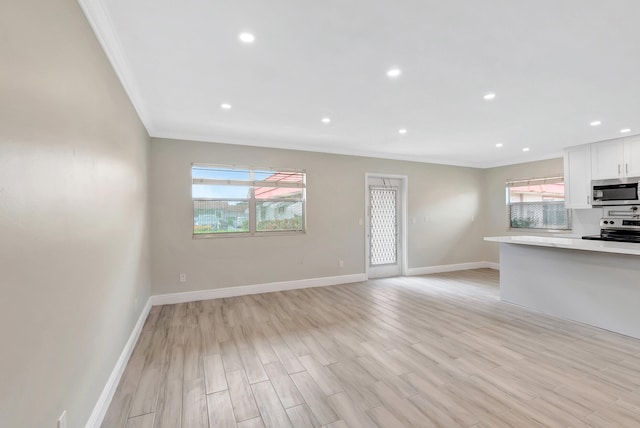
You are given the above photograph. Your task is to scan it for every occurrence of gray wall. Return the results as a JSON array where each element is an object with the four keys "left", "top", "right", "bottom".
[
  {"left": 150, "top": 138, "right": 487, "bottom": 294},
  {"left": 0, "top": 1, "right": 151, "bottom": 427}
]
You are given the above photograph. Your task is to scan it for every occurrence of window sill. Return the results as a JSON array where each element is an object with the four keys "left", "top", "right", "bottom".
[
  {"left": 508, "top": 228, "right": 573, "bottom": 234},
  {"left": 193, "top": 230, "right": 306, "bottom": 239}
]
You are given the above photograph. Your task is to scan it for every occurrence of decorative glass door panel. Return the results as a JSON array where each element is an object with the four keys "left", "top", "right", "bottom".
[{"left": 369, "top": 187, "right": 398, "bottom": 266}]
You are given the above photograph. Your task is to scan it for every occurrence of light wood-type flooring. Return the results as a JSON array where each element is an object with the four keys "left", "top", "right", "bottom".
[{"left": 102, "top": 269, "right": 640, "bottom": 427}]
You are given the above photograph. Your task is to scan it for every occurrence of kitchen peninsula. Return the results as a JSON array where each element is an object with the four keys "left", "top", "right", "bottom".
[{"left": 485, "top": 235, "right": 640, "bottom": 339}]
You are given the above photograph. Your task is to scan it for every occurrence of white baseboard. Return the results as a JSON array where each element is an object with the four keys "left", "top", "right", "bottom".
[
  {"left": 151, "top": 273, "right": 368, "bottom": 306},
  {"left": 85, "top": 297, "right": 152, "bottom": 428},
  {"left": 406, "top": 261, "right": 499, "bottom": 276}
]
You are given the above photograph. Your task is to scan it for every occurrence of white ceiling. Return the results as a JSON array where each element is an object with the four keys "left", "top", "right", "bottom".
[{"left": 81, "top": 0, "right": 640, "bottom": 168}]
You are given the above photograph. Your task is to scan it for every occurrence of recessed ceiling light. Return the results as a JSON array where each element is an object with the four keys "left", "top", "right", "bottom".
[
  {"left": 495, "top": 143, "right": 503, "bottom": 148},
  {"left": 220, "top": 103, "right": 232, "bottom": 110},
  {"left": 321, "top": 117, "right": 331, "bottom": 124},
  {"left": 483, "top": 93, "right": 496, "bottom": 100},
  {"left": 522, "top": 147, "right": 530, "bottom": 152},
  {"left": 590, "top": 120, "right": 602, "bottom": 126},
  {"left": 621, "top": 128, "right": 631, "bottom": 133},
  {"left": 238, "top": 32, "right": 255, "bottom": 43},
  {"left": 398, "top": 129, "right": 407, "bottom": 135},
  {"left": 386, "top": 68, "right": 402, "bottom": 78}
]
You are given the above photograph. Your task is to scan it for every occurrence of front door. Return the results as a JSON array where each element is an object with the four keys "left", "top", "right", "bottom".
[{"left": 367, "top": 177, "right": 403, "bottom": 278}]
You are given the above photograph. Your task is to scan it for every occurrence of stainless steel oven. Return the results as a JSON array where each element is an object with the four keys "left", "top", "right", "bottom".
[
  {"left": 591, "top": 177, "right": 640, "bottom": 206},
  {"left": 582, "top": 206, "right": 640, "bottom": 243}
]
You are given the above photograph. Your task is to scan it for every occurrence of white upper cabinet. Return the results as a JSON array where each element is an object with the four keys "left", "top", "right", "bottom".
[
  {"left": 591, "top": 136, "right": 640, "bottom": 180},
  {"left": 591, "top": 140, "right": 625, "bottom": 180},
  {"left": 564, "top": 145, "right": 592, "bottom": 209},
  {"left": 565, "top": 135, "right": 640, "bottom": 208},
  {"left": 623, "top": 135, "right": 640, "bottom": 177}
]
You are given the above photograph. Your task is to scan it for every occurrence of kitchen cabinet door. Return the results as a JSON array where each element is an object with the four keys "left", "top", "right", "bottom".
[
  {"left": 591, "top": 140, "right": 624, "bottom": 180},
  {"left": 623, "top": 136, "right": 640, "bottom": 178},
  {"left": 564, "top": 145, "right": 592, "bottom": 209}
]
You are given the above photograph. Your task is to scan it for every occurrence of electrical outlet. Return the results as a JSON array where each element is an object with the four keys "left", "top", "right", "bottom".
[
  {"left": 179, "top": 273, "right": 187, "bottom": 283},
  {"left": 339, "top": 260, "right": 344, "bottom": 268},
  {"left": 57, "top": 410, "right": 67, "bottom": 428}
]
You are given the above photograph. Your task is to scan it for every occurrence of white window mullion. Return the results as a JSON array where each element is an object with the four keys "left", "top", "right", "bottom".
[
  {"left": 248, "top": 169, "right": 256, "bottom": 234},
  {"left": 249, "top": 187, "right": 256, "bottom": 234}
]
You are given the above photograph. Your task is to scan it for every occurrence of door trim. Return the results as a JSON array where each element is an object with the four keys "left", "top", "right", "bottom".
[{"left": 365, "top": 173, "right": 408, "bottom": 278}]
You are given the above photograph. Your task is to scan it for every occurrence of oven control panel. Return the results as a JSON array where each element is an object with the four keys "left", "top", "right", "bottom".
[{"left": 600, "top": 217, "right": 640, "bottom": 230}]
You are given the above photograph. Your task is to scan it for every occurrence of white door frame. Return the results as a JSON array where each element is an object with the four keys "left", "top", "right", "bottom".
[{"left": 365, "top": 173, "right": 408, "bottom": 278}]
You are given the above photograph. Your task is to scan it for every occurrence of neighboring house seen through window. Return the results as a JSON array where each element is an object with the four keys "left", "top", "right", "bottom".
[
  {"left": 192, "top": 164, "right": 306, "bottom": 236},
  {"left": 506, "top": 176, "right": 571, "bottom": 230}
]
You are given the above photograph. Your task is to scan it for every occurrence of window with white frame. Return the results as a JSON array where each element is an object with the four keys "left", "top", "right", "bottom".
[
  {"left": 506, "top": 176, "right": 571, "bottom": 230},
  {"left": 192, "top": 164, "right": 306, "bottom": 236}
]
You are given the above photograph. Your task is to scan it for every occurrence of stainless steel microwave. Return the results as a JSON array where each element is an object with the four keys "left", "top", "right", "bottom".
[{"left": 592, "top": 178, "right": 640, "bottom": 206}]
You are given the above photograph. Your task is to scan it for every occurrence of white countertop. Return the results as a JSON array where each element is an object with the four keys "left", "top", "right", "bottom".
[{"left": 484, "top": 235, "right": 640, "bottom": 256}]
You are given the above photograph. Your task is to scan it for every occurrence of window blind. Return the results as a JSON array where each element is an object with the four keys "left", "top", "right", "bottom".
[{"left": 505, "top": 176, "right": 564, "bottom": 187}]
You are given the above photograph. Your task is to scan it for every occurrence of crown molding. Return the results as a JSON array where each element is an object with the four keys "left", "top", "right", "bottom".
[
  {"left": 151, "top": 129, "right": 488, "bottom": 168},
  {"left": 77, "top": 0, "right": 155, "bottom": 134},
  {"left": 152, "top": 129, "right": 562, "bottom": 169}
]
